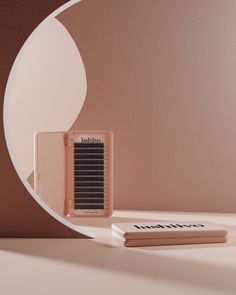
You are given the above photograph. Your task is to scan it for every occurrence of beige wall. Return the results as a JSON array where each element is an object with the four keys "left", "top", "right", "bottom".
[
  {"left": 58, "top": 0, "right": 236, "bottom": 213},
  {"left": 5, "top": 0, "right": 236, "bottom": 214}
]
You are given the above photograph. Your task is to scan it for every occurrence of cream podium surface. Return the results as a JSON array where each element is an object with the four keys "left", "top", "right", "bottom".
[{"left": 0, "top": 210, "right": 235, "bottom": 295}]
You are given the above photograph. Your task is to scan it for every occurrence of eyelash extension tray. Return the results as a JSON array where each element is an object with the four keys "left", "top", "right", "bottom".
[{"left": 34, "top": 131, "right": 113, "bottom": 217}]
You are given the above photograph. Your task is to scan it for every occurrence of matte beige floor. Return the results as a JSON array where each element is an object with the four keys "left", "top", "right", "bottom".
[{"left": 0, "top": 210, "right": 236, "bottom": 295}]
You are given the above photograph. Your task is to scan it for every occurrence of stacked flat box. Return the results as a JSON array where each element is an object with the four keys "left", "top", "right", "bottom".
[
  {"left": 74, "top": 142, "right": 105, "bottom": 210},
  {"left": 112, "top": 222, "right": 228, "bottom": 247}
]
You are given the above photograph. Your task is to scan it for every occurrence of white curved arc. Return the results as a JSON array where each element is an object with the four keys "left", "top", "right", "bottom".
[
  {"left": 8, "top": 17, "right": 87, "bottom": 178},
  {"left": 3, "top": 0, "right": 94, "bottom": 238}
]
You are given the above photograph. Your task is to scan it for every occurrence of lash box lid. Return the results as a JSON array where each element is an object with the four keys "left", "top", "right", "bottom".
[{"left": 34, "top": 132, "right": 66, "bottom": 215}]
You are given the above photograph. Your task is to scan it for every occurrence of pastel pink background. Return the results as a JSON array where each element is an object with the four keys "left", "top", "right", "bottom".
[
  {"left": 58, "top": 0, "right": 236, "bottom": 212},
  {"left": 6, "top": 0, "right": 236, "bottom": 215}
]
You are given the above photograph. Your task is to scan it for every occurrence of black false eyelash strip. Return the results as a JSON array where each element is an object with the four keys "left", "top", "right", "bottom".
[{"left": 74, "top": 142, "right": 105, "bottom": 209}]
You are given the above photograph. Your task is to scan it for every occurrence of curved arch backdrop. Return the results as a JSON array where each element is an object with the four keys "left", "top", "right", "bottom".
[{"left": 1, "top": 0, "right": 92, "bottom": 238}]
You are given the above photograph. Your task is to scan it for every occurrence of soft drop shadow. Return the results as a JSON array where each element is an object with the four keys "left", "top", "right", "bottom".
[
  {"left": 0, "top": 233, "right": 236, "bottom": 293},
  {"left": 65, "top": 216, "right": 159, "bottom": 228}
]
